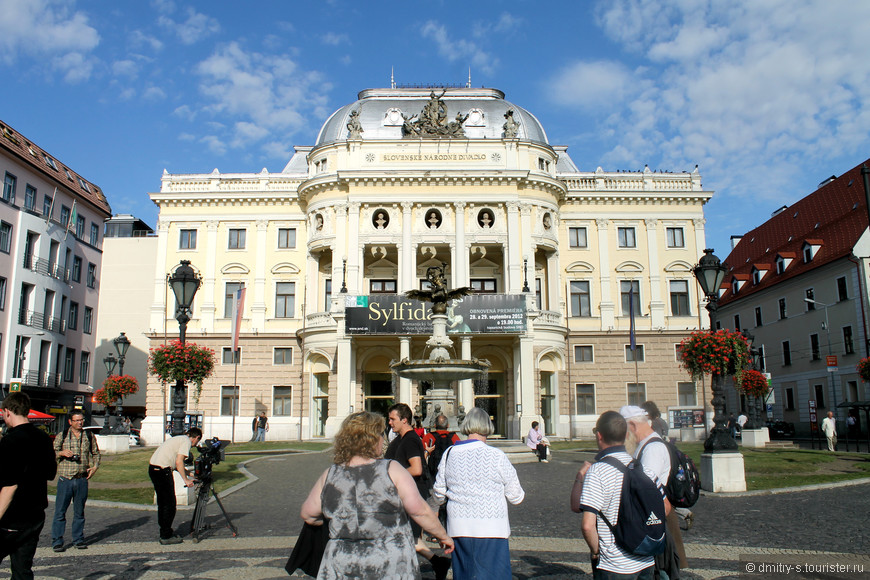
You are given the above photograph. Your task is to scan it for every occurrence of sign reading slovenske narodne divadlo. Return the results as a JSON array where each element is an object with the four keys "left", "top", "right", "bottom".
[{"left": 345, "top": 295, "right": 527, "bottom": 335}]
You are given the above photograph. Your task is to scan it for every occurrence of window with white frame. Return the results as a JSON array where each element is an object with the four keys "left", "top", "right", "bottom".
[
  {"left": 627, "top": 382, "right": 646, "bottom": 405},
  {"left": 371, "top": 279, "right": 397, "bottom": 293},
  {"left": 778, "top": 297, "right": 787, "bottom": 319},
  {"left": 278, "top": 228, "right": 296, "bottom": 249},
  {"left": 222, "top": 347, "right": 241, "bottom": 365},
  {"left": 75, "top": 215, "right": 85, "bottom": 238},
  {"left": 274, "top": 386, "right": 293, "bottom": 415},
  {"left": 470, "top": 279, "right": 497, "bottom": 293},
  {"left": 669, "top": 280, "right": 690, "bottom": 316},
  {"left": 666, "top": 227, "right": 685, "bottom": 248},
  {"left": 575, "top": 384, "right": 595, "bottom": 415},
  {"left": 569, "top": 227, "right": 587, "bottom": 248},
  {"left": 620, "top": 280, "right": 640, "bottom": 316},
  {"left": 0, "top": 276, "right": 5, "bottom": 310},
  {"left": 2, "top": 173, "right": 16, "bottom": 202},
  {"left": 224, "top": 282, "right": 244, "bottom": 317},
  {"left": 617, "top": 227, "right": 636, "bottom": 248},
  {"left": 179, "top": 229, "right": 197, "bottom": 250},
  {"left": 570, "top": 281, "right": 591, "bottom": 317},
  {"left": 574, "top": 345, "right": 593, "bottom": 363},
  {"left": 83, "top": 306, "right": 93, "bottom": 334},
  {"left": 275, "top": 282, "right": 296, "bottom": 318},
  {"left": 221, "top": 386, "right": 239, "bottom": 415},
  {"left": 68, "top": 302, "right": 78, "bottom": 330},
  {"left": 79, "top": 352, "right": 90, "bottom": 384},
  {"left": 228, "top": 228, "right": 246, "bottom": 249},
  {"left": 677, "top": 382, "right": 697, "bottom": 406},
  {"left": 274, "top": 347, "right": 293, "bottom": 365},
  {"left": 625, "top": 344, "right": 645, "bottom": 362}
]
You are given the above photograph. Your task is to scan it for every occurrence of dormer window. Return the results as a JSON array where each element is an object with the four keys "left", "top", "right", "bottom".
[
  {"left": 752, "top": 268, "right": 761, "bottom": 285},
  {"left": 775, "top": 253, "right": 794, "bottom": 274},
  {"left": 732, "top": 278, "right": 740, "bottom": 295},
  {"left": 802, "top": 240, "right": 822, "bottom": 263},
  {"left": 776, "top": 256, "right": 785, "bottom": 274}
]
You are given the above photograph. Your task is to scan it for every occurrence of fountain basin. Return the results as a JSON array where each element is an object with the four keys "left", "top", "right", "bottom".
[{"left": 391, "top": 358, "right": 490, "bottom": 384}]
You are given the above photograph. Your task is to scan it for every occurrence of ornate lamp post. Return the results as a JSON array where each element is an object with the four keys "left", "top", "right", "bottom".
[
  {"left": 741, "top": 329, "right": 764, "bottom": 429},
  {"left": 168, "top": 260, "right": 201, "bottom": 435},
  {"left": 692, "top": 248, "right": 738, "bottom": 452},
  {"left": 522, "top": 257, "right": 530, "bottom": 293},
  {"left": 113, "top": 332, "right": 131, "bottom": 375},
  {"left": 103, "top": 353, "right": 117, "bottom": 376}
]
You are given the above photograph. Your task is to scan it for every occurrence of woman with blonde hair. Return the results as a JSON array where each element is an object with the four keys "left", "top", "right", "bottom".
[
  {"left": 432, "top": 407, "right": 524, "bottom": 579},
  {"left": 301, "top": 411, "right": 453, "bottom": 579}
]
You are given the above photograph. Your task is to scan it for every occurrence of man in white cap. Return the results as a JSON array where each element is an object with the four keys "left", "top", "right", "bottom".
[{"left": 620, "top": 405, "right": 685, "bottom": 580}]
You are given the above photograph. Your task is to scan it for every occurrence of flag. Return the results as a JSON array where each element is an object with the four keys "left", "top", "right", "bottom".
[
  {"left": 64, "top": 199, "right": 77, "bottom": 239},
  {"left": 44, "top": 187, "right": 57, "bottom": 227},
  {"left": 231, "top": 287, "right": 246, "bottom": 352},
  {"left": 629, "top": 285, "right": 637, "bottom": 351}
]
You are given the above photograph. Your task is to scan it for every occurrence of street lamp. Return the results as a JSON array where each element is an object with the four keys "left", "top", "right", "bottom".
[
  {"left": 522, "top": 257, "right": 530, "bottom": 293},
  {"left": 740, "top": 329, "right": 764, "bottom": 429},
  {"left": 805, "top": 297, "right": 839, "bottom": 423},
  {"left": 113, "top": 332, "right": 131, "bottom": 375},
  {"left": 692, "top": 248, "right": 738, "bottom": 452},
  {"left": 103, "top": 353, "right": 117, "bottom": 376},
  {"left": 340, "top": 257, "right": 347, "bottom": 293},
  {"left": 168, "top": 260, "right": 201, "bottom": 435}
]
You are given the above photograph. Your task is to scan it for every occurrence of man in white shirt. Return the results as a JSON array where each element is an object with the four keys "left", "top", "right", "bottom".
[
  {"left": 622, "top": 405, "right": 685, "bottom": 579},
  {"left": 148, "top": 427, "right": 202, "bottom": 544},
  {"left": 821, "top": 411, "right": 837, "bottom": 452}
]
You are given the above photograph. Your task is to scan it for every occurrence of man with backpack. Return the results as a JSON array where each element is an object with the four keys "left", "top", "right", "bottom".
[
  {"left": 52, "top": 410, "right": 100, "bottom": 552},
  {"left": 571, "top": 410, "right": 667, "bottom": 579},
  {"left": 422, "top": 414, "right": 459, "bottom": 530},
  {"left": 622, "top": 405, "right": 688, "bottom": 580}
]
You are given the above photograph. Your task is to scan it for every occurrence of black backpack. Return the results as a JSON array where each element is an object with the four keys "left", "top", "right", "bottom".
[
  {"left": 599, "top": 456, "right": 667, "bottom": 556},
  {"left": 427, "top": 432, "right": 455, "bottom": 478},
  {"left": 639, "top": 439, "right": 701, "bottom": 508}
]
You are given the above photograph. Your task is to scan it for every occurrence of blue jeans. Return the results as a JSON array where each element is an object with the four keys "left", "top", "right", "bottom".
[
  {"left": 256, "top": 427, "right": 266, "bottom": 441},
  {"left": 52, "top": 476, "right": 88, "bottom": 547}
]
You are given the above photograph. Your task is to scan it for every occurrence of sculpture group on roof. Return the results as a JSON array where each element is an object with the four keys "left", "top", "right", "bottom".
[{"left": 402, "top": 90, "right": 468, "bottom": 139}]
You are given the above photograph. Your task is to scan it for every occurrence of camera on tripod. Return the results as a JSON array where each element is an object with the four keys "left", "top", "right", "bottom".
[{"left": 194, "top": 436, "right": 230, "bottom": 484}]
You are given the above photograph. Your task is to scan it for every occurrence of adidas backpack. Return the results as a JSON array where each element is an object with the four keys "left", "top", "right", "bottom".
[
  {"left": 427, "top": 431, "right": 455, "bottom": 478},
  {"left": 639, "top": 439, "right": 701, "bottom": 508},
  {"left": 599, "top": 456, "right": 667, "bottom": 556}
]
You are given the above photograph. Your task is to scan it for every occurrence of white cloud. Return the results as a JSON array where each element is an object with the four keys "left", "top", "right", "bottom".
[
  {"left": 113, "top": 59, "right": 139, "bottom": 77},
  {"left": 321, "top": 32, "right": 349, "bottom": 46},
  {"left": 200, "top": 135, "right": 227, "bottom": 155},
  {"left": 421, "top": 21, "right": 497, "bottom": 75},
  {"left": 129, "top": 30, "right": 163, "bottom": 52},
  {"left": 0, "top": 0, "right": 99, "bottom": 81},
  {"left": 548, "top": 60, "right": 637, "bottom": 110},
  {"left": 473, "top": 12, "right": 522, "bottom": 37},
  {"left": 143, "top": 86, "right": 166, "bottom": 101},
  {"left": 188, "top": 42, "right": 331, "bottom": 154},
  {"left": 158, "top": 6, "right": 220, "bottom": 45}
]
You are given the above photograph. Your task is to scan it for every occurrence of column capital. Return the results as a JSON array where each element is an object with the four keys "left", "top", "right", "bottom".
[
  {"left": 206, "top": 220, "right": 220, "bottom": 231},
  {"left": 519, "top": 202, "right": 532, "bottom": 216},
  {"left": 256, "top": 219, "right": 269, "bottom": 230},
  {"left": 644, "top": 218, "right": 658, "bottom": 231},
  {"left": 506, "top": 201, "right": 520, "bottom": 213},
  {"left": 693, "top": 217, "right": 706, "bottom": 228},
  {"left": 595, "top": 218, "right": 609, "bottom": 229},
  {"left": 335, "top": 203, "right": 348, "bottom": 217},
  {"left": 401, "top": 201, "right": 413, "bottom": 212},
  {"left": 348, "top": 201, "right": 361, "bottom": 212},
  {"left": 453, "top": 201, "right": 466, "bottom": 210}
]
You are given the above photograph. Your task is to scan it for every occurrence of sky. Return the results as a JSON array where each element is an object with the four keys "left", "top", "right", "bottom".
[{"left": 2, "top": 0, "right": 870, "bottom": 259}]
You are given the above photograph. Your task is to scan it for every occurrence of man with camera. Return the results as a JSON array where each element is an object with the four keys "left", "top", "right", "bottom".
[
  {"left": 148, "top": 427, "right": 202, "bottom": 545},
  {"left": 52, "top": 410, "right": 100, "bottom": 552}
]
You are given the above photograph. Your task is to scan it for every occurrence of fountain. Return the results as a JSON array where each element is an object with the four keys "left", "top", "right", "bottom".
[{"left": 391, "top": 264, "right": 491, "bottom": 429}]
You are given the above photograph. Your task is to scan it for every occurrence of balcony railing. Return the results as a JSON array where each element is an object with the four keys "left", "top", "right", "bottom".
[
  {"left": 21, "top": 369, "right": 62, "bottom": 388},
  {"left": 18, "top": 309, "right": 66, "bottom": 334},
  {"left": 534, "top": 310, "right": 564, "bottom": 327},
  {"left": 23, "top": 256, "right": 64, "bottom": 280},
  {"left": 305, "top": 312, "right": 336, "bottom": 328}
]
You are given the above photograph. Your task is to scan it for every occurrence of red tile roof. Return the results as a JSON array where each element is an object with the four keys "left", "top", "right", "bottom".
[
  {"left": 719, "top": 157, "right": 870, "bottom": 305},
  {"left": 0, "top": 118, "right": 112, "bottom": 216}
]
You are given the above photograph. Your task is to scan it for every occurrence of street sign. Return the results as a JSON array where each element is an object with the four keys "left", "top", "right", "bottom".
[
  {"left": 10, "top": 379, "right": 21, "bottom": 393},
  {"left": 809, "top": 399, "right": 816, "bottom": 409},
  {"left": 826, "top": 355, "right": 838, "bottom": 367},
  {"left": 766, "top": 403, "right": 773, "bottom": 418}
]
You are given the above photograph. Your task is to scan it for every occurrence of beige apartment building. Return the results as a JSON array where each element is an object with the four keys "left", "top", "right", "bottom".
[{"left": 140, "top": 86, "right": 713, "bottom": 444}]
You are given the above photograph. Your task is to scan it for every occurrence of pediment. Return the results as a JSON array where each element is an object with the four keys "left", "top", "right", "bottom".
[
  {"left": 565, "top": 261, "right": 595, "bottom": 273},
  {"left": 664, "top": 260, "right": 693, "bottom": 273},
  {"left": 221, "top": 263, "right": 250, "bottom": 275},
  {"left": 271, "top": 262, "right": 301, "bottom": 276},
  {"left": 615, "top": 261, "right": 645, "bottom": 273}
]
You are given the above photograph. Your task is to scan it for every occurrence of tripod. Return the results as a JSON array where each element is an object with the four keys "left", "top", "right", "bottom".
[{"left": 189, "top": 476, "right": 238, "bottom": 542}]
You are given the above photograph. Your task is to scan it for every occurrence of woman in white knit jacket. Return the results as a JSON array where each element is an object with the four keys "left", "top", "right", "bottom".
[{"left": 432, "top": 407, "right": 525, "bottom": 579}]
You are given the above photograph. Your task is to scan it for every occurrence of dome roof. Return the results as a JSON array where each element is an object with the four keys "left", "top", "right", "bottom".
[{"left": 315, "top": 87, "right": 549, "bottom": 146}]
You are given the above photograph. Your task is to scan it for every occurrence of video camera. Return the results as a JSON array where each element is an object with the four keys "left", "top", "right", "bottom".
[{"left": 194, "top": 437, "right": 230, "bottom": 484}]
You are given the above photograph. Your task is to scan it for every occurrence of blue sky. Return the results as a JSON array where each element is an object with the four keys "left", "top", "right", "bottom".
[{"left": 2, "top": 0, "right": 870, "bottom": 259}]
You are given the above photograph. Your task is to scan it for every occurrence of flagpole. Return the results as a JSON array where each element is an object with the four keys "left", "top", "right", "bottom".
[{"left": 231, "top": 361, "right": 238, "bottom": 443}]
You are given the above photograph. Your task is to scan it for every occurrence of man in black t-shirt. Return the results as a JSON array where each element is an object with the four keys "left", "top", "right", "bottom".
[
  {"left": 0, "top": 392, "right": 58, "bottom": 579},
  {"left": 384, "top": 403, "right": 450, "bottom": 580}
]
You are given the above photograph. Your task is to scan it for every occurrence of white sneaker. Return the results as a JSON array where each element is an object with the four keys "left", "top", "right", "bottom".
[{"left": 541, "top": 459, "right": 549, "bottom": 463}]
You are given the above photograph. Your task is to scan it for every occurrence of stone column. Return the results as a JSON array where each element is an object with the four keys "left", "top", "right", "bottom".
[
  {"left": 306, "top": 253, "right": 319, "bottom": 318},
  {"left": 401, "top": 202, "right": 414, "bottom": 292},
  {"left": 506, "top": 202, "right": 522, "bottom": 292},
  {"left": 645, "top": 219, "right": 665, "bottom": 328},
  {"left": 399, "top": 337, "right": 411, "bottom": 404},
  {"left": 333, "top": 204, "right": 348, "bottom": 295},
  {"left": 515, "top": 336, "right": 537, "bottom": 439},
  {"left": 201, "top": 220, "right": 219, "bottom": 330},
  {"left": 596, "top": 218, "right": 614, "bottom": 329},
  {"left": 252, "top": 219, "right": 268, "bottom": 329},
  {"left": 329, "top": 336, "right": 353, "bottom": 438},
  {"left": 347, "top": 202, "right": 361, "bottom": 294},
  {"left": 693, "top": 217, "right": 708, "bottom": 325},
  {"left": 459, "top": 336, "right": 473, "bottom": 410},
  {"left": 454, "top": 202, "right": 467, "bottom": 286}
]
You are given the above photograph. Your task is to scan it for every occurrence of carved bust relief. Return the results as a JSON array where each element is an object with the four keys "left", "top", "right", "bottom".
[
  {"left": 373, "top": 209, "right": 390, "bottom": 230},
  {"left": 477, "top": 209, "right": 495, "bottom": 229},
  {"left": 425, "top": 209, "right": 442, "bottom": 229}
]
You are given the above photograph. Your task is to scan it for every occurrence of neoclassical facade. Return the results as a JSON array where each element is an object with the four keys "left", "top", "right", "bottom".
[{"left": 141, "top": 86, "right": 713, "bottom": 443}]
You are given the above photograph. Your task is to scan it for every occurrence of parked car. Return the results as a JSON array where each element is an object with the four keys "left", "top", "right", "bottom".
[
  {"left": 766, "top": 420, "right": 796, "bottom": 439},
  {"left": 130, "top": 428, "right": 141, "bottom": 446}
]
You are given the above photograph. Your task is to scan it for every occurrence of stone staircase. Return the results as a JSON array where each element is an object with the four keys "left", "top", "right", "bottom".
[
  {"left": 764, "top": 440, "right": 797, "bottom": 449},
  {"left": 488, "top": 440, "right": 541, "bottom": 464}
]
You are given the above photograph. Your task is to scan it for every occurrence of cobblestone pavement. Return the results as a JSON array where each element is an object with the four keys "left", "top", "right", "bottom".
[{"left": 3, "top": 448, "right": 868, "bottom": 579}]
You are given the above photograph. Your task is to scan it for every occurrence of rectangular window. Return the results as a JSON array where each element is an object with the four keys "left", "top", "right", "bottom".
[
  {"left": 90, "top": 223, "right": 99, "bottom": 246},
  {"left": 68, "top": 302, "right": 78, "bottom": 330},
  {"left": 222, "top": 347, "right": 241, "bottom": 365},
  {"left": 87, "top": 263, "right": 96, "bottom": 288},
  {"left": 75, "top": 215, "right": 85, "bottom": 238},
  {"left": 179, "top": 229, "right": 197, "bottom": 249},
  {"left": 228, "top": 228, "right": 246, "bottom": 249},
  {"left": 575, "top": 384, "right": 595, "bottom": 415},
  {"left": 274, "top": 386, "right": 293, "bottom": 416},
  {"left": 324, "top": 279, "right": 332, "bottom": 310},
  {"left": 837, "top": 276, "right": 848, "bottom": 301},
  {"left": 224, "top": 282, "right": 244, "bottom": 317},
  {"left": 625, "top": 344, "right": 645, "bottom": 362},
  {"left": 757, "top": 345, "right": 766, "bottom": 372},
  {"left": 0, "top": 277, "right": 5, "bottom": 310},
  {"left": 275, "top": 282, "right": 296, "bottom": 318},
  {"left": 669, "top": 280, "right": 690, "bottom": 316},
  {"left": 627, "top": 382, "right": 646, "bottom": 406},
  {"left": 79, "top": 352, "right": 90, "bottom": 384},
  {"left": 843, "top": 326, "right": 854, "bottom": 355},
  {"left": 814, "top": 384, "right": 825, "bottom": 408},
  {"left": 755, "top": 306, "right": 763, "bottom": 326},
  {"left": 778, "top": 297, "right": 787, "bottom": 319},
  {"left": 782, "top": 341, "right": 791, "bottom": 366},
  {"left": 60, "top": 205, "right": 70, "bottom": 228},
  {"left": 2, "top": 172, "right": 16, "bottom": 202},
  {"left": 570, "top": 281, "right": 591, "bottom": 317},
  {"left": 785, "top": 387, "right": 795, "bottom": 410},
  {"left": 810, "top": 334, "right": 820, "bottom": 360},
  {"left": 370, "top": 280, "right": 397, "bottom": 293},
  {"left": 678, "top": 382, "right": 697, "bottom": 406},
  {"left": 221, "top": 386, "right": 239, "bottom": 416},
  {"left": 278, "top": 228, "right": 296, "bottom": 249},
  {"left": 666, "top": 227, "right": 685, "bottom": 248},
  {"left": 734, "top": 314, "right": 741, "bottom": 330},
  {"left": 72, "top": 256, "right": 82, "bottom": 283},
  {"left": 83, "top": 306, "right": 93, "bottom": 334},
  {"left": 274, "top": 347, "right": 293, "bottom": 365},
  {"left": 43, "top": 195, "right": 53, "bottom": 217},
  {"left": 535, "top": 278, "right": 542, "bottom": 310},
  {"left": 0, "top": 222, "right": 11, "bottom": 253},
  {"left": 63, "top": 349, "right": 75, "bottom": 382},
  {"left": 574, "top": 345, "right": 593, "bottom": 363},
  {"left": 24, "top": 185, "right": 36, "bottom": 210},
  {"left": 618, "top": 227, "right": 636, "bottom": 248},
  {"left": 569, "top": 227, "right": 587, "bottom": 248},
  {"left": 620, "top": 280, "right": 640, "bottom": 316},
  {"left": 470, "top": 279, "right": 497, "bottom": 293},
  {"left": 805, "top": 288, "right": 815, "bottom": 310}
]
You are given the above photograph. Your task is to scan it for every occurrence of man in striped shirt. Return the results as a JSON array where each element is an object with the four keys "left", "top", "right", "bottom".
[{"left": 571, "top": 410, "right": 665, "bottom": 579}]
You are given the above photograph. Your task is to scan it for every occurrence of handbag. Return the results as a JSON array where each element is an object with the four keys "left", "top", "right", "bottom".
[{"left": 285, "top": 520, "right": 329, "bottom": 577}]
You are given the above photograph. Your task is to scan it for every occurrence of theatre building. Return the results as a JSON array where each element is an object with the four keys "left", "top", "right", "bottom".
[{"left": 141, "top": 86, "right": 713, "bottom": 443}]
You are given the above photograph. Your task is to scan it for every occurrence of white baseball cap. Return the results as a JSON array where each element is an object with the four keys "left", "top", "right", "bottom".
[{"left": 619, "top": 405, "right": 648, "bottom": 420}]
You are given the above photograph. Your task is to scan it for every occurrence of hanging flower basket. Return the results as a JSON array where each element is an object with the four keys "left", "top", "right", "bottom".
[
  {"left": 98, "top": 374, "right": 139, "bottom": 406},
  {"left": 149, "top": 340, "right": 215, "bottom": 402},
  {"left": 857, "top": 357, "right": 870, "bottom": 382},
  {"left": 678, "top": 329, "right": 751, "bottom": 382},
  {"left": 735, "top": 368, "right": 768, "bottom": 398}
]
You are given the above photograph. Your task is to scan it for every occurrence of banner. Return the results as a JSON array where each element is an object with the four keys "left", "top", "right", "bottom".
[
  {"left": 231, "top": 287, "right": 246, "bottom": 351},
  {"left": 345, "top": 294, "right": 527, "bottom": 335}
]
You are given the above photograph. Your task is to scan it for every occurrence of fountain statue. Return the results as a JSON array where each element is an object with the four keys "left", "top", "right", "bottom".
[{"left": 392, "top": 264, "right": 490, "bottom": 428}]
